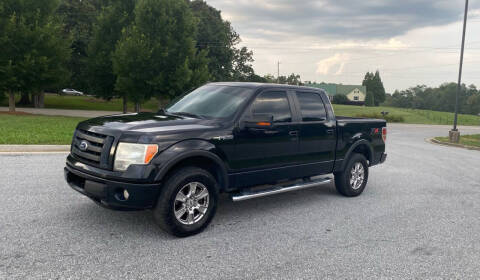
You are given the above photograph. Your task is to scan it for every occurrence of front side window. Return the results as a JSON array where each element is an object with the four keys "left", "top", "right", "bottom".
[
  {"left": 296, "top": 92, "right": 327, "bottom": 121},
  {"left": 166, "top": 85, "right": 254, "bottom": 119},
  {"left": 252, "top": 91, "right": 292, "bottom": 123}
]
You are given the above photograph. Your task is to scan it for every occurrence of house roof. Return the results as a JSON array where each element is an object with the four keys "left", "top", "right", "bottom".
[
  {"left": 337, "top": 85, "right": 367, "bottom": 95},
  {"left": 307, "top": 83, "right": 337, "bottom": 95},
  {"left": 307, "top": 83, "right": 366, "bottom": 96}
]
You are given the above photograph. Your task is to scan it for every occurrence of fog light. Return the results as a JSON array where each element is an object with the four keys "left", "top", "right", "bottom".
[{"left": 123, "top": 190, "right": 130, "bottom": 200}]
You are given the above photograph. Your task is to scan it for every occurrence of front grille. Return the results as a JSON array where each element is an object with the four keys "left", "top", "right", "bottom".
[{"left": 72, "top": 129, "right": 114, "bottom": 169}]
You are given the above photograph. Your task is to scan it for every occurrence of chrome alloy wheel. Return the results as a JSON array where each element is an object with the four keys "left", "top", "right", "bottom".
[
  {"left": 350, "top": 162, "right": 365, "bottom": 190},
  {"left": 173, "top": 182, "right": 210, "bottom": 225}
]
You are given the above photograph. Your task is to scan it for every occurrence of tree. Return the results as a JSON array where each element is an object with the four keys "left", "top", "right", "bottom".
[
  {"left": 0, "top": 0, "right": 71, "bottom": 112},
  {"left": 190, "top": 0, "right": 234, "bottom": 81},
  {"left": 286, "top": 73, "right": 302, "bottom": 85},
  {"left": 362, "top": 71, "right": 386, "bottom": 106},
  {"left": 373, "top": 71, "right": 386, "bottom": 105},
  {"left": 57, "top": 0, "right": 103, "bottom": 92},
  {"left": 87, "top": 0, "right": 136, "bottom": 112},
  {"left": 190, "top": 0, "right": 256, "bottom": 82},
  {"left": 365, "top": 90, "right": 375, "bottom": 106},
  {"left": 113, "top": 0, "right": 209, "bottom": 112}
]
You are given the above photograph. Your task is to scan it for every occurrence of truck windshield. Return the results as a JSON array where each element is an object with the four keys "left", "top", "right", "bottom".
[{"left": 166, "top": 85, "right": 254, "bottom": 119}]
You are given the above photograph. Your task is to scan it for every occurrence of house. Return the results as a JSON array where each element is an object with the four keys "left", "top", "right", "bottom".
[{"left": 308, "top": 83, "right": 367, "bottom": 105}]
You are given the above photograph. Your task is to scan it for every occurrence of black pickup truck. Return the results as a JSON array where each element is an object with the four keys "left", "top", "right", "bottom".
[{"left": 65, "top": 82, "right": 387, "bottom": 237}]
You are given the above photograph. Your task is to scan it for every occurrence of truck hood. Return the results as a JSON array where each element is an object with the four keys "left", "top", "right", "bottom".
[{"left": 78, "top": 112, "right": 218, "bottom": 134}]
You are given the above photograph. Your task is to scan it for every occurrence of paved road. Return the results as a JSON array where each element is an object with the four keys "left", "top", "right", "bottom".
[
  {"left": 1, "top": 124, "right": 480, "bottom": 279},
  {"left": 0, "top": 107, "right": 121, "bottom": 118}
]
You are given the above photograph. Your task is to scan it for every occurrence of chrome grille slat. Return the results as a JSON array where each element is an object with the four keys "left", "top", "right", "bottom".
[
  {"left": 72, "top": 146, "right": 101, "bottom": 162},
  {"left": 71, "top": 129, "right": 113, "bottom": 169},
  {"left": 76, "top": 130, "right": 105, "bottom": 144}
]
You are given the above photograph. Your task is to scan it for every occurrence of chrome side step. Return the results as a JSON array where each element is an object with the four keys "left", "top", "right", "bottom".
[{"left": 231, "top": 177, "right": 333, "bottom": 202}]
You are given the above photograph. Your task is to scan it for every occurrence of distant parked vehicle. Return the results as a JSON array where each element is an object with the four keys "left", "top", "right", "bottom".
[{"left": 61, "top": 88, "right": 84, "bottom": 96}]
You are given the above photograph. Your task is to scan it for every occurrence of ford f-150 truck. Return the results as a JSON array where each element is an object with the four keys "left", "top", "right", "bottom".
[{"left": 65, "top": 82, "right": 387, "bottom": 237}]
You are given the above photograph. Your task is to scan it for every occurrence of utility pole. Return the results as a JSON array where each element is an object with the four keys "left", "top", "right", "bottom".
[
  {"left": 277, "top": 61, "right": 281, "bottom": 84},
  {"left": 450, "top": 0, "right": 469, "bottom": 143}
]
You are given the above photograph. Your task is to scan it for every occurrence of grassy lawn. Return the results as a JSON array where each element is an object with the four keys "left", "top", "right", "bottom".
[
  {"left": 0, "top": 113, "right": 85, "bottom": 145},
  {"left": 333, "top": 105, "right": 480, "bottom": 126},
  {"left": 434, "top": 134, "right": 480, "bottom": 148},
  {"left": 0, "top": 93, "right": 160, "bottom": 112}
]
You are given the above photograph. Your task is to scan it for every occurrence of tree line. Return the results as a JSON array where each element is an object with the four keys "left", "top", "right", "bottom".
[
  {"left": 0, "top": 0, "right": 264, "bottom": 112},
  {"left": 384, "top": 83, "right": 480, "bottom": 115}
]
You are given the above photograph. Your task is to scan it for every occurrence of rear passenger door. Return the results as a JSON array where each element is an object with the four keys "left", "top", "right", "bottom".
[{"left": 294, "top": 91, "right": 336, "bottom": 175}]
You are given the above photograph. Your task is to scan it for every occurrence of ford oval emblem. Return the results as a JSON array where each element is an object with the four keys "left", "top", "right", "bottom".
[{"left": 79, "top": 140, "right": 89, "bottom": 151}]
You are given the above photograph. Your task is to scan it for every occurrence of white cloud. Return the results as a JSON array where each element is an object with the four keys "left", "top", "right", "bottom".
[{"left": 316, "top": 54, "right": 350, "bottom": 75}]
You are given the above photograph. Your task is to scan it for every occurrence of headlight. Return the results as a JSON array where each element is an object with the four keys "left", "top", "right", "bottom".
[{"left": 114, "top": 143, "right": 158, "bottom": 171}]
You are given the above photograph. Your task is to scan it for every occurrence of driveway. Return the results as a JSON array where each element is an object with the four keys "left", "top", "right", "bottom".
[{"left": 1, "top": 124, "right": 480, "bottom": 279}]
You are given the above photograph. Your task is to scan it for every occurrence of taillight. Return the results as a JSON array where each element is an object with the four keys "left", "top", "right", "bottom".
[{"left": 382, "top": 127, "right": 387, "bottom": 142}]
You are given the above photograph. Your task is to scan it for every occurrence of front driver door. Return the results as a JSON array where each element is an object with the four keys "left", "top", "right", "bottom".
[{"left": 230, "top": 90, "right": 299, "bottom": 187}]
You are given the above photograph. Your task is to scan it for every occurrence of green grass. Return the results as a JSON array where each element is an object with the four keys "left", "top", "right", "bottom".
[
  {"left": 434, "top": 134, "right": 480, "bottom": 148},
  {"left": 0, "top": 114, "right": 85, "bottom": 144},
  {"left": 0, "top": 93, "right": 160, "bottom": 112},
  {"left": 333, "top": 105, "right": 480, "bottom": 126}
]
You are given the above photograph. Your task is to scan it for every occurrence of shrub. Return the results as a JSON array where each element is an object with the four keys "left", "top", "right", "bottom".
[{"left": 332, "top": 94, "right": 349, "bottom": 104}]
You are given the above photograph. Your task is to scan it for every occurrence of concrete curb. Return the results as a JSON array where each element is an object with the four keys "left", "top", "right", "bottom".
[
  {"left": 0, "top": 145, "right": 70, "bottom": 153},
  {"left": 426, "top": 138, "right": 480, "bottom": 151}
]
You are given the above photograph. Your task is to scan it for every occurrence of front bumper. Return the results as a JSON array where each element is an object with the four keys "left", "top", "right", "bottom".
[{"left": 64, "top": 165, "right": 160, "bottom": 209}]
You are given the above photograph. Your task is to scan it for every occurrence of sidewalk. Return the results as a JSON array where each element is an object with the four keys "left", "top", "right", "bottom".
[
  {"left": 0, "top": 145, "right": 70, "bottom": 153},
  {"left": 0, "top": 107, "right": 121, "bottom": 118}
]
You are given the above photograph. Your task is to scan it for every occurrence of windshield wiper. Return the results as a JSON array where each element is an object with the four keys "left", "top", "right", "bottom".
[{"left": 169, "top": 111, "right": 205, "bottom": 119}]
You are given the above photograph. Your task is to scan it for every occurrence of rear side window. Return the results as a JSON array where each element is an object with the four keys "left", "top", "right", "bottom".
[
  {"left": 252, "top": 91, "right": 292, "bottom": 123},
  {"left": 296, "top": 92, "right": 327, "bottom": 121}
]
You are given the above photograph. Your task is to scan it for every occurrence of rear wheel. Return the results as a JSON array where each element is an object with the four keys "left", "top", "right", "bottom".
[
  {"left": 153, "top": 167, "right": 218, "bottom": 237},
  {"left": 334, "top": 153, "right": 369, "bottom": 197}
]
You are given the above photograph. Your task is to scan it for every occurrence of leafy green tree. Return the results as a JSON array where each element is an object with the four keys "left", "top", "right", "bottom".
[
  {"left": 0, "top": 0, "right": 71, "bottom": 112},
  {"left": 190, "top": 0, "right": 256, "bottom": 82},
  {"left": 113, "top": 0, "right": 209, "bottom": 112},
  {"left": 190, "top": 0, "right": 235, "bottom": 81},
  {"left": 57, "top": 0, "right": 103, "bottom": 92},
  {"left": 112, "top": 26, "right": 152, "bottom": 112},
  {"left": 87, "top": 0, "right": 136, "bottom": 112},
  {"left": 286, "top": 73, "right": 302, "bottom": 85}
]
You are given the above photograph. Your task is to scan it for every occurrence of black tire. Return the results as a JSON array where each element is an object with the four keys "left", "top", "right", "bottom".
[
  {"left": 153, "top": 167, "right": 218, "bottom": 237},
  {"left": 334, "top": 153, "right": 369, "bottom": 197}
]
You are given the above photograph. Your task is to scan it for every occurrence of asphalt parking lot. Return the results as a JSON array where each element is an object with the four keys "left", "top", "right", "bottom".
[{"left": 1, "top": 124, "right": 480, "bottom": 279}]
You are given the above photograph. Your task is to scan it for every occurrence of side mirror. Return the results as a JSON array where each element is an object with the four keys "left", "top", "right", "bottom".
[{"left": 243, "top": 114, "right": 274, "bottom": 129}]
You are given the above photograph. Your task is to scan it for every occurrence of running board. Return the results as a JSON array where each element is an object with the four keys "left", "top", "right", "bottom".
[{"left": 231, "top": 177, "right": 333, "bottom": 202}]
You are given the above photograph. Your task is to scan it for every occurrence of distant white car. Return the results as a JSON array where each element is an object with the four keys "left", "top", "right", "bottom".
[{"left": 62, "top": 88, "right": 84, "bottom": 96}]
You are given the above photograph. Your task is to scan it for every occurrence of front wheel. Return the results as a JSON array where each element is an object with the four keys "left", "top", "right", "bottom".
[
  {"left": 334, "top": 153, "right": 369, "bottom": 197},
  {"left": 153, "top": 167, "right": 218, "bottom": 237}
]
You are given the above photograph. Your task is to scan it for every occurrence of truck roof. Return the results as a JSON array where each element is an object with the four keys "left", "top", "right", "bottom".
[{"left": 208, "top": 82, "right": 326, "bottom": 92}]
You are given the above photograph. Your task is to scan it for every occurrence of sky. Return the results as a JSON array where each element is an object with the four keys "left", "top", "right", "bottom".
[{"left": 205, "top": 0, "right": 480, "bottom": 93}]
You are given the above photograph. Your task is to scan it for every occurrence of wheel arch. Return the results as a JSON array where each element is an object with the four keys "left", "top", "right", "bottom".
[
  {"left": 156, "top": 150, "right": 229, "bottom": 192},
  {"left": 340, "top": 140, "right": 374, "bottom": 170}
]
